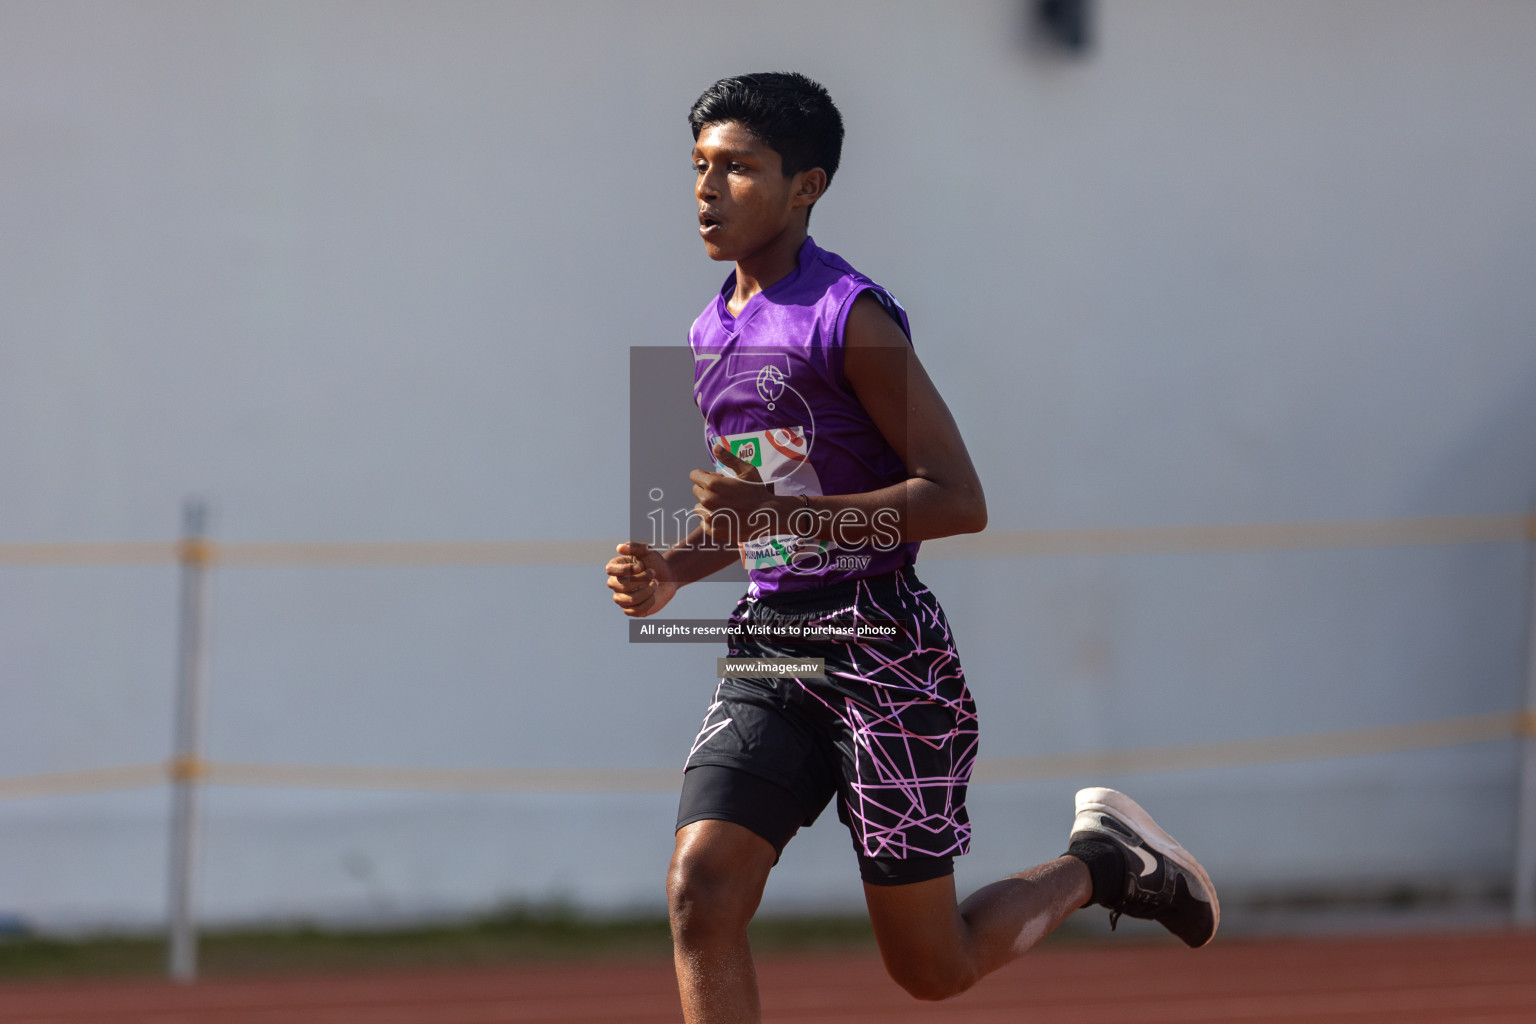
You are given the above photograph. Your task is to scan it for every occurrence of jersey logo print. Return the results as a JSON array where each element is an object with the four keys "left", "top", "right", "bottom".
[{"left": 755, "top": 364, "right": 787, "bottom": 405}]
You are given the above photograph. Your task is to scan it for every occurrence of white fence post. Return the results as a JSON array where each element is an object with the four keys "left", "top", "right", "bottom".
[
  {"left": 1514, "top": 514, "right": 1536, "bottom": 927},
  {"left": 167, "top": 499, "right": 212, "bottom": 980}
]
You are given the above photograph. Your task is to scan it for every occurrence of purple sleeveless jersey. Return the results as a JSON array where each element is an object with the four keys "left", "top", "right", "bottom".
[{"left": 690, "top": 237, "right": 920, "bottom": 596}]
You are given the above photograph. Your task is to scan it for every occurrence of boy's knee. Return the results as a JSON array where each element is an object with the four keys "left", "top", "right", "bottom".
[
  {"left": 666, "top": 834, "right": 770, "bottom": 941},
  {"left": 883, "top": 959, "right": 975, "bottom": 1002}
]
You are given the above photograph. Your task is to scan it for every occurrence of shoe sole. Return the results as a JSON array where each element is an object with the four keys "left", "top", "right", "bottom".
[{"left": 1075, "top": 787, "right": 1220, "bottom": 946}]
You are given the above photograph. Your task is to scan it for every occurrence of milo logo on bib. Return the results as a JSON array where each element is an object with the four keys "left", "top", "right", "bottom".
[
  {"left": 729, "top": 437, "right": 762, "bottom": 468},
  {"left": 715, "top": 426, "right": 829, "bottom": 572}
]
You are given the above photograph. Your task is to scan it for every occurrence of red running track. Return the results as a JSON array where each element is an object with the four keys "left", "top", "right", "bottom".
[{"left": 2, "top": 930, "right": 1533, "bottom": 1023}]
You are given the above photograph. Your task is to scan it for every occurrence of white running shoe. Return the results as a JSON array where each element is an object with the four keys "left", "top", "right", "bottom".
[{"left": 1069, "top": 787, "right": 1219, "bottom": 948}]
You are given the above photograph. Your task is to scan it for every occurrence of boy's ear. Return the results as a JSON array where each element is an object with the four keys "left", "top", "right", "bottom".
[{"left": 791, "top": 167, "right": 828, "bottom": 209}]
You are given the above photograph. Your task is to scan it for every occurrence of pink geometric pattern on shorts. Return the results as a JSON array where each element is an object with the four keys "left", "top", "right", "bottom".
[{"left": 795, "top": 573, "right": 979, "bottom": 859}]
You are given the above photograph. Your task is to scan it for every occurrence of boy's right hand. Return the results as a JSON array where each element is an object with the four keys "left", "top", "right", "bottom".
[{"left": 605, "top": 541, "right": 677, "bottom": 618}]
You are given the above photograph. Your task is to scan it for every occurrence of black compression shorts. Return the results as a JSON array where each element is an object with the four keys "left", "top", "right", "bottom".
[{"left": 676, "top": 568, "right": 977, "bottom": 886}]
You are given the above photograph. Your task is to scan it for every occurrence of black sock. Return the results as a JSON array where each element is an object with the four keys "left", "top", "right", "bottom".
[{"left": 1065, "top": 839, "right": 1128, "bottom": 908}]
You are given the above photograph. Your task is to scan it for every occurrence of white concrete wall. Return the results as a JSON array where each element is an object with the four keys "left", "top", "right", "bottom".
[{"left": 1, "top": 0, "right": 1534, "bottom": 929}]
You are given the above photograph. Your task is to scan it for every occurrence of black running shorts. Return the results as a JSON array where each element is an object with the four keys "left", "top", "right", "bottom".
[{"left": 677, "top": 568, "right": 978, "bottom": 885}]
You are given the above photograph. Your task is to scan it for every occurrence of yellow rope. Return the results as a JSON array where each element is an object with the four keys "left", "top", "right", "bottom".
[
  {"left": 213, "top": 539, "right": 613, "bottom": 568},
  {"left": 0, "top": 711, "right": 1524, "bottom": 800},
  {"left": 0, "top": 515, "right": 1529, "bottom": 568},
  {"left": 922, "top": 514, "right": 1533, "bottom": 560},
  {"left": 0, "top": 763, "right": 169, "bottom": 800},
  {"left": 0, "top": 542, "right": 178, "bottom": 567},
  {"left": 970, "top": 711, "right": 1524, "bottom": 783},
  {"left": 201, "top": 761, "right": 683, "bottom": 793},
  {"left": 168, "top": 756, "right": 208, "bottom": 782}
]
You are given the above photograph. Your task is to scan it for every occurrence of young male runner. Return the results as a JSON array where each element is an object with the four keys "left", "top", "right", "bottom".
[{"left": 606, "top": 73, "right": 1217, "bottom": 1023}]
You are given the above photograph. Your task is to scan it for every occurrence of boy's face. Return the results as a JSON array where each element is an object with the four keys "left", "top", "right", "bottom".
[{"left": 692, "top": 121, "right": 818, "bottom": 263}]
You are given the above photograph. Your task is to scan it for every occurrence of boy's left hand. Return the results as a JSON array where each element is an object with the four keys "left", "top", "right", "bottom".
[{"left": 689, "top": 441, "right": 776, "bottom": 544}]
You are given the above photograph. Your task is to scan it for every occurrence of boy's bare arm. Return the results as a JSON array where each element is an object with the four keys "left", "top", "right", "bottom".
[{"left": 836, "top": 291, "right": 987, "bottom": 540}]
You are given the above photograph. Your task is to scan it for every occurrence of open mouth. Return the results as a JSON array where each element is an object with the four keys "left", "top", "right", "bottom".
[{"left": 699, "top": 211, "right": 722, "bottom": 233}]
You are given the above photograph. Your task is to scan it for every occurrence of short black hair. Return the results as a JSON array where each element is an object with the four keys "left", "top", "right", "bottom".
[{"left": 689, "top": 71, "right": 845, "bottom": 194}]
